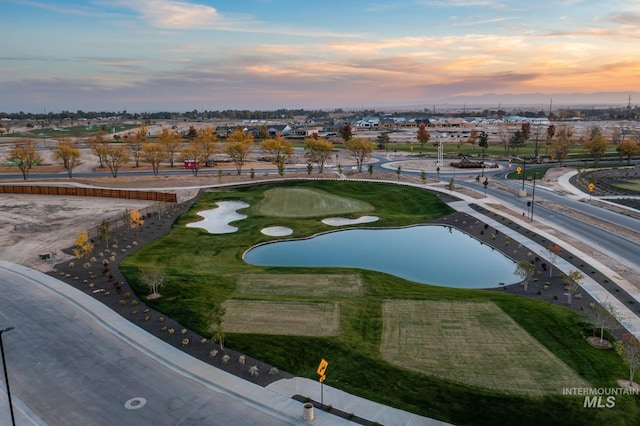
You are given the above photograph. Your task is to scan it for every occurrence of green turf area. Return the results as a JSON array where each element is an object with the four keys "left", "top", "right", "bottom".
[
  {"left": 381, "top": 300, "right": 588, "bottom": 395},
  {"left": 121, "top": 180, "right": 639, "bottom": 425},
  {"left": 254, "top": 187, "right": 374, "bottom": 217}
]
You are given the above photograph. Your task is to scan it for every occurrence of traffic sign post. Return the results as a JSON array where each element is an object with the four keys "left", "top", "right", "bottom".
[
  {"left": 317, "top": 358, "right": 328, "bottom": 405},
  {"left": 588, "top": 182, "right": 595, "bottom": 201}
]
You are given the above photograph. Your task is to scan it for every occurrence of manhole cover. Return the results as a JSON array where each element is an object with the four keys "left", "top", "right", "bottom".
[{"left": 124, "top": 397, "right": 147, "bottom": 410}]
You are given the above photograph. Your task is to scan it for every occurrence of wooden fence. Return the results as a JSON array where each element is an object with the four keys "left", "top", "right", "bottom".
[{"left": 0, "top": 185, "right": 177, "bottom": 203}]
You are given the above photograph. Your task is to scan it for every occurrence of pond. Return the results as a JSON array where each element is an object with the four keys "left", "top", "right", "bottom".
[{"left": 243, "top": 225, "right": 520, "bottom": 288}]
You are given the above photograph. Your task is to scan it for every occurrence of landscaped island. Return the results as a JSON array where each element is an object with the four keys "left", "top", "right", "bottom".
[{"left": 121, "top": 180, "right": 639, "bottom": 426}]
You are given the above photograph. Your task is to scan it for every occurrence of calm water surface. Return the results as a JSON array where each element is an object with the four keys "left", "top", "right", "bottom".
[{"left": 243, "top": 225, "right": 520, "bottom": 289}]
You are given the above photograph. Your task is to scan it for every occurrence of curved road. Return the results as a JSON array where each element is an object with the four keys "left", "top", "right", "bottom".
[{"left": 0, "top": 263, "right": 306, "bottom": 426}]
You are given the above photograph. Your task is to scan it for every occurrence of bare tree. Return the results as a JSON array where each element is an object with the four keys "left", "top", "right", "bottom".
[
  {"left": 562, "top": 269, "right": 584, "bottom": 305},
  {"left": 514, "top": 260, "right": 535, "bottom": 292},
  {"left": 615, "top": 334, "right": 640, "bottom": 389},
  {"left": 210, "top": 303, "right": 226, "bottom": 350},
  {"left": 585, "top": 301, "right": 618, "bottom": 345},
  {"left": 140, "top": 265, "right": 167, "bottom": 298}
]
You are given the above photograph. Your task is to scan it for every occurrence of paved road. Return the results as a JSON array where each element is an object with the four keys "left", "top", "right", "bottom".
[{"left": 0, "top": 265, "right": 299, "bottom": 426}]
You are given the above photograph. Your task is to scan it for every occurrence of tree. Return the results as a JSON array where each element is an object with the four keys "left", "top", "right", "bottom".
[
  {"left": 546, "top": 244, "right": 562, "bottom": 278},
  {"left": 181, "top": 126, "right": 219, "bottom": 176},
  {"left": 129, "top": 209, "right": 144, "bottom": 234},
  {"left": 7, "top": 138, "right": 42, "bottom": 180},
  {"left": 345, "top": 137, "right": 374, "bottom": 173},
  {"left": 376, "top": 132, "right": 390, "bottom": 152},
  {"left": 140, "top": 265, "right": 166, "bottom": 298},
  {"left": 127, "top": 124, "right": 148, "bottom": 167},
  {"left": 104, "top": 145, "right": 130, "bottom": 178},
  {"left": 73, "top": 230, "right": 94, "bottom": 259},
  {"left": 86, "top": 131, "right": 109, "bottom": 168},
  {"left": 615, "top": 333, "right": 640, "bottom": 389},
  {"left": 142, "top": 142, "right": 166, "bottom": 176},
  {"left": 158, "top": 127, "right": 183, "bottom": 167},
  {"left": 258, "top": 124, "right": 269, "bottom": 140},
  {"left": 98, "top": 219, "right": 110, "bottom": 249},
  {"left": 583, "top": 133, "right": 608, "bottom": 167},
  {"left": 616, "top": 140, "right": 640, "bottom": 166},
  {"left": 260, "top": 136, "right": 293, "bottom": 173},
  {"left": 514, "top": 260, "right": 535, "bottom": 292},
  {"left": 224, "top": 127, "right": 253, "bottom": 175},
  {"left": 497, "top": 123, "right": 515, "bottom": 156},
  {"left": 478, "top": 131, "right": 489, "bottom": 175},
  {"left": 562, "top": 269, "right": 584, "bottom": 305},
  {"left": 193, "top": 126, "right": 218, "bottom": 164},
  {"left": 416, "top": 123, "right": 431, "bottom": 150},
  {"left": 468, "top": 128, "right": 478, "bottom": 150},
  {"left": 54, "top": 137, "right": 81, "bottom": 178},
  {"left": 304, "top": 137, "right": 333, "bottom": 173},
  {"left": 585, "top": 301, "right": 618, "bottom": 345},
  {"left": 550, "top": 127, "right": 573, "bottom": 165},
  {"left": 338, "top": 123, "right": 352, "bottom": 142},
  {"left": 210, "top": 303, "right": 226, "bottom": 350},
  {"left": 545, "top": 124, "right": 556, "bottom": 155},
  {"left": 520, "top": 122, "right": 531, "bottom": 142}
]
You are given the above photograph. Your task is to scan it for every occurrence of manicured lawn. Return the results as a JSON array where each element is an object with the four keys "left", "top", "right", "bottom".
[{"left": 121, "top": 180, "right": 639, "bottom": 425}]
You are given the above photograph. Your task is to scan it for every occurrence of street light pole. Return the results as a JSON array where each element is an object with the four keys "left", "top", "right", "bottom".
[
  {"left": 0, "top": 326, "right": 16, "bottom": 426},
  {"left": 530, "top": 173, "right": 537, "bottom": 223},
  {"left": 521, "top": 159, "right": 527, "bottom": 191}
]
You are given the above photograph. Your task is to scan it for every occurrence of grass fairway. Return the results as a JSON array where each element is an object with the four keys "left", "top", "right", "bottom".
[
  {"left": 236, "top": 274, "right": 363, "bottom": 297},
  {"left": 224, "top": 300, "right": 340, "bottom": 336},
  {"left": 122, "top": 180, "right": 639, "bottom": 425},
  {"left": 381, "top": 300, "right": 589, "bottom": 395},
  {"left": 254, "top": 187, "right": 374, "bottom": 217}
]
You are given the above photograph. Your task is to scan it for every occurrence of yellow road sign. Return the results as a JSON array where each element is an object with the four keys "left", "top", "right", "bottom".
[
  {"left": 319, "top": 375, "right": 326, "bottom": 383},
  {"left": 516, "top": 166, "right": 522, "bottom": 174},
  {"left": 588, "top": 182, "right": 595, "bottom": 192},
  {"left": 317, "top": 358, "right": 328, "bottom": 376}
]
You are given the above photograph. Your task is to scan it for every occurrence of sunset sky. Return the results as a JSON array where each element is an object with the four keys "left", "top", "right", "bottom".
[{"left": 2, "top": 0, "right": 639, "bottom": 113}]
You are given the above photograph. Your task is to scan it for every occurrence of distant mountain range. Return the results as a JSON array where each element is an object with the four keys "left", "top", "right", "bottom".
[{"left": 431, "top": 92, "right": 638, "bottom": 111}]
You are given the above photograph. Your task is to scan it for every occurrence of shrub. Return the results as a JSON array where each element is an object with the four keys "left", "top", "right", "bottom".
[
  {"left": 144, "top": 316, "right": 150, "bottom": 321},
  {"left": 119, "top": 300, "right": 126, "bottom": 306},
  {"left": 200, "top": 338, "right": 208, "bottom": 344},
  {"left": 158, "top": 317, "right": 165, "bottom": 322},
  {"left": 181, "top": 328, "right": 187, "bottom": 335},
  {"left": 249, "top": 365, "right": 259, "bottom": 376},
  {"left": 168, "top": 328, "right": 175, "bottom": 334},
  {"left": 269, "top": 367, "right": 279, "bottom": 376},
  {"left": 124, "top": 292, "right": 131, "bottom": 298},
  {"left": 209, "top": 349, "right": 218, "bottom": 357},
  {"left": 182, "top": 338, "right": 190, "bottom": 346},
  {"left": 68, "top": 261, "right": 75, "bottom": 268},
  {"left": 131, "top": 310, "right": 137, "bottom": 315},
  {"left": 161, "top": 326, "right": 167, "bottom": 331},
  {"left": 131, "top": 300, "right": 139, "bottom": 306},
  {"left": 239, "top": 355, "right": 246, "bottom": 364},
  {"left": 222, "top": 354, "right": 230, "bottom": 363}
]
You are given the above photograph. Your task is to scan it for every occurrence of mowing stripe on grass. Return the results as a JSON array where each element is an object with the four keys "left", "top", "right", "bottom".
[
  {"left": 381, "top": 300, "right": 589, "bottom": 395},
  {"left": 224, "top": 300, "right": 340, "bottom": 336},
  {"left": 236, "top": 274, "right": 363, "bottom": 297},
  {"left": 254, "top": 187, "right": 374, "bottom": 217}
]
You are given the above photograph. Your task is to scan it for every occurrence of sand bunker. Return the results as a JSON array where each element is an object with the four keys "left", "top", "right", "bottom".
[
  {"left": 321, "top": 216, "right": 379, "bottom": 226},
  {"left": 261, "top": 226, "right": 293, "bottom": 236},
  {"left": 186, "top": 200, "right": 249, "bottom": 234}
]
